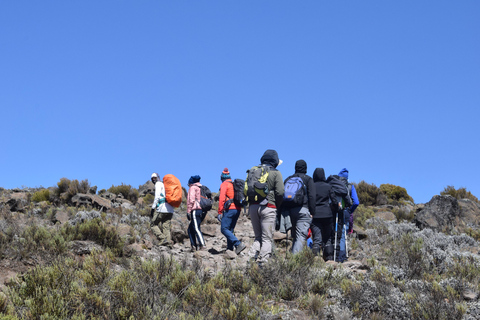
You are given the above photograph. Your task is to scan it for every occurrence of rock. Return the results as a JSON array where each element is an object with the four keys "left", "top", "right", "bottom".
[
  {"left": 5, "top": 193, "right": 28, "bottom": 212},
  {"left": 121, "top": 202, "right": 136, "bottom": 210},
  {"left": 224, "top": 250, "right": 237, "bottom": 260},
  {"left": 415, "top": 195, "right": 460, "bottom": 233},
  {"left": 353, "top": 225, "right": 368, "bottom": 239},
  {"left": 463, "top": 289, "right": 479, "bottom": 301},
  {"left": 375, "top": 211, "right": 397, "bottom": 221},
  {"left": 138, "top": 180, "right": 155, "bottom": 197},
  {"left": 70, "top": 240, "right": 103, "bottom": 255},
  {"left": 201, "top": 224, "right": 218, "bottom": 237},
  {"left": 273, "top": 231, "right": 288, "bottom": 240},
  {"left": 88, "top": 186, "right": 97, "bottom": 195}
]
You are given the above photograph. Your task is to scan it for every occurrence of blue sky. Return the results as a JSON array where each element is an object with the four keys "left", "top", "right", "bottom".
[{"left": 1, "top": 1, "right": 479, "bottom": 204}]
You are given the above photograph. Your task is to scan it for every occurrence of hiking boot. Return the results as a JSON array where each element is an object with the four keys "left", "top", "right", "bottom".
[
  {"left": 198, "top": 246, "right": 208, "bottom": 251},
  {"left": 190, "top": 246, "right": 197, "bottom": 252},
  {"left": 235, "top": 243, "right": 246, "bottom": 255}
]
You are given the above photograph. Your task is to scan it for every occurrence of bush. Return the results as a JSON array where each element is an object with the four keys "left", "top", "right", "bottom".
[
  {"left": 379, "top": 184, "right": 414, "bottom": 204},
  {"left": 354, "top": 205, "right": 375, "bottom": 228},
  {"left": 355, "top": 181, "right": 380, "bottom": 206},
  {"left": 108, "top": 183, "right": 139, "bottom": 203},
  {"left": 31, "top": 189, "right": 50, "bottom": 203},
  {"left": 440, "top": 186, "right": 479, "bottom": 203},
  {"left": 54, "top": 178, "right": 90, "bottom": 204}
]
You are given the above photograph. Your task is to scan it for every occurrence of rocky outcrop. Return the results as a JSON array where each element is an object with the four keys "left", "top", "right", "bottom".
[
  {"left": 70, "top": 193, "right": 113, "bottom": 211},
  {"left": 415, "top": 195, "right": 480, "bottom": 234}
]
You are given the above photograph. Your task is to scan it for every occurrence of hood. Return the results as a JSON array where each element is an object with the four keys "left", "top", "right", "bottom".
[
  {"left": 260, "top": 149, "right": 280, "bottom": 168},
  {"left": 338, "top": 168, "right": 349, "bottom": 179},
  {"left": 313, "top": 168, "right": 326, "bottom": 182},
  {"left": 295, "top": 160, "right": 307, "bottom": 174}
]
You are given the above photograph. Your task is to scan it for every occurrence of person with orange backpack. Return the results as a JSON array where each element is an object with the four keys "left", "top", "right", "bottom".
[
  {"left": 218, "top": 168, "right": 246, "bottom": 255},
  {"left": 150, "top": 173, "right": 175, "bottom": 248}
]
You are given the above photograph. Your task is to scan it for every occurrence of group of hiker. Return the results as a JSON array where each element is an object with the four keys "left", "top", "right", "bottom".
[{"left": 150, "top": 149, "right": 359, "bottom": 263}]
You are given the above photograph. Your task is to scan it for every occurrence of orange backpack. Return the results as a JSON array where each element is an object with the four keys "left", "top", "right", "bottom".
[{"left": 163, "top": 174, "right": 182, "bottom": 208}]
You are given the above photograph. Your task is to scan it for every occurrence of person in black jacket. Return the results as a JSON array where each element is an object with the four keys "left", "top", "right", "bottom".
[
  {"left": 282, "top": 160, "right": 316, "bottom": 254},
  {"left": 312, "top": 168, "right": 340, "bottom": 260}
]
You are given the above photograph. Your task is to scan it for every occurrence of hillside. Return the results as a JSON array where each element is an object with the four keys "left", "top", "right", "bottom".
[{"left": 0, "top": 180, "right": 479, "bottom": 319}]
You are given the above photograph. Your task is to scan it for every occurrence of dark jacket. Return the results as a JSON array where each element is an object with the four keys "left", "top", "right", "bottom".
[
  {"left": 313, "top": 168, "right": 337, "bottom": 219},
  {"left": 283, "top": 160, "right": 316, "bottom": 216},
  {"left": 260, "top": 149, "right": 284, "bottom": 207}
]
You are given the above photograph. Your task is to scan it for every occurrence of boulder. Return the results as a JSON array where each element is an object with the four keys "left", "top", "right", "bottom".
[
  {"left": 5, "top": 193, "right": 28, "bottom": 212},
  {"left": 375, "top": 211, "right": 397, "bottom": 222},
  {"left": 414, "top": 195, "right": 460, "bottom": 233},
  {"left": 70, "top": 193, "right": 112, "bottom": 211}
]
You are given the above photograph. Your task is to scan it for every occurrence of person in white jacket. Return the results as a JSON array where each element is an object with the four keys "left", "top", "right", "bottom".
[{"left": 151, "top": 173, "right": 174, "bottom": 247}]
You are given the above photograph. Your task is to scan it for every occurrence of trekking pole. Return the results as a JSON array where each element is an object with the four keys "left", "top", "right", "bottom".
[{"left": 333, "top": 211, "right": 338, "bottom": 262}]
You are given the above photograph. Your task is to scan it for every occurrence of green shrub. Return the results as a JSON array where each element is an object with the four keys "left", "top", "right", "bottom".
[
  {"left": 108, "top": 183, "right": 139, "bottom": 203},
  {"left": 379, "top": 184, "right": 414, "bottom": 204},
  {"left": 440, "top": 186, "right": 479, "bottom": 203},
  {"left": 354, "top": 205, "right": 375, "bottom": 228},
  {"left": 355, "top": 181, "right": 380, "bottom": 206},
  {"left": 31, "top": 189, "right": 50, "bottom": 203},
  {"left": 61, "top": 218, "right": 124, "bottom": 256}
]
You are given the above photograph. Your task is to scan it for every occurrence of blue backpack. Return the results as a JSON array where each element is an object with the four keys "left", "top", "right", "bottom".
[{"left": 283, "top": 176, "right": 306, "bottom": 207}]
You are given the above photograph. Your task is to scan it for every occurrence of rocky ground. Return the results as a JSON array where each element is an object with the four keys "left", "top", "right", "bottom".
[{"left": 1, "top": 182, "right": 480, "bottom": 319}]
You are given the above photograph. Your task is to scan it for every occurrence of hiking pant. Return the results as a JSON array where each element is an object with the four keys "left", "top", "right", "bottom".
[
  {"left": 311, "top": 217, "right": 334, "bottom": 260},
  {"left": 288, "top": 207, "right": 312, "bottom": 254},
  {"left": 221, "top": 209, "right": 241, "bottom": 250},
  {"left": 188, "top": 209, "right": 205, "bottom": 249},
  {"left": 337, "top": 208, "right": 350, "bottom": 262},
  {"left": 151, "top": 211, "right": 173, "bottom": 244},
  {"left": 247, "top": 204, "right": 276, "bottom": 263}
]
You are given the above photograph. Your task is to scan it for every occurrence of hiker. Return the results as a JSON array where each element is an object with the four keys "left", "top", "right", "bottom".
[
  {"left": 312, "top": 168, "right": 339, "bottom": 260},
  {"left": 187, "top": 175, "right": 206, "bottom": 251},
  {"left": 337, "top": 168, "right": 360, "bottom": 262},
  {"left": 245, "top": 149, "right": 284, "bottom": 264},
  {"left": 218, "top": 168, "right": 246, "bottom": 255},
  {"left": 281, "top": 160, "right": 316, "bottom": 254},
  {"left": 150, "top": 173, "right": 174, "bottom": 248}
]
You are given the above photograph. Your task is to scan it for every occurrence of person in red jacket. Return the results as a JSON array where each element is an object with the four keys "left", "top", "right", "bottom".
[{"left": 218, "top": 168, "right": 246, "bottom": 255}]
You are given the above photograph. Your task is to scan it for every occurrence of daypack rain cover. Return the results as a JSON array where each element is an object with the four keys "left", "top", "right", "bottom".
[{"left": 163, "top": 174, "right": 182, "bottom": 208}]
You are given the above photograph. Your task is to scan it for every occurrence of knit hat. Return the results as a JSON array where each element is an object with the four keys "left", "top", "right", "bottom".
[
  {"left": 188, "top": 175, "right": 201, "bottom": 185},
  {"left": 220, "top": 168, "right": 231, "bottom": 181},
  {"left": 338, "top": 168, "right": 349, "bottom": 179}
]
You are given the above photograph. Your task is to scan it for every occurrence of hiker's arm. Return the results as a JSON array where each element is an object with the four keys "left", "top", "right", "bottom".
[
  {"left": 218, "top": 182, "right": 227, "bottom": 214},
  {"left": 350, "top": 184, "right": 359, "bottom": 213},
  {"left": 274, "top": 171, "right": 284, "bottom": 207},
  {"left": 307, "top": 177, "right": 316, "bottom": 217}
]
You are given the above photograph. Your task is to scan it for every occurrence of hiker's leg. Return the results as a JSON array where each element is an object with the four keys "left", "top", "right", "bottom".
[
  {"left": 193, "top": 209, "right": 205, "bottom": 247},
  {"left": 291, "top": 207, "right": 311, "bottom": 254},
  {"left": 311, "top": 218, "right": 323, "bottom": 256},
  {"left": 338, "top": 209, "right": 348, "bottom": 262},
  {"left": 157, "top": 212, "right": 173, "bottom": 244},
  {"left": 150, "top": 210, "right": 163, "bottom": 241},
  {"left": 221, "top": 209, "right": 240, "bottom": 250},
  {"left": 247, "top": 204, "right": 261, "bottom": 258},
  {"left": 258, "top": 206, "right": 276, "bottom": 263}
]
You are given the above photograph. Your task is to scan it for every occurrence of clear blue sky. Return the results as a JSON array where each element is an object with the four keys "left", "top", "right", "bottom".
[{"left": 1, "top": 1, "right": 479, "bottom": 204}]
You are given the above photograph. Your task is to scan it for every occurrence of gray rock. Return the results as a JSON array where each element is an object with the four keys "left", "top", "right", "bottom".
[{"left": 415, "top": 195, "right": 460, "bottom": 233}]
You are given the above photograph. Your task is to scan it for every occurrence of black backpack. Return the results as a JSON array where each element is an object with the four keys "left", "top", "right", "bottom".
[
  {"left": 338, "top": 176, "right": 353, "bottom": 208},
  {"left": 327, "top": 175, "right": 349, "bottom": 209},
  {"left": 230, "top": 178, "right": 246, "bottom": 207},
  {"left": 199, "top": 185, "right": 213, "bottom": 212}
]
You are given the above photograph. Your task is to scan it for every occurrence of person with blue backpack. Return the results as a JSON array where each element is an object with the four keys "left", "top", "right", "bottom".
[
  {"left": 337, "top": 168, "right": 360, "bottom": 262},
  {"left": 281, "top": 160, "right": 316, "bottom": 254},
  {"left": 218, "top": 168, "right": 246, "bottom": 255}
]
